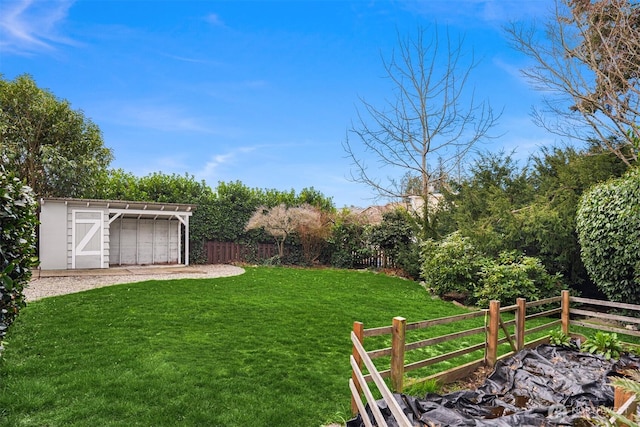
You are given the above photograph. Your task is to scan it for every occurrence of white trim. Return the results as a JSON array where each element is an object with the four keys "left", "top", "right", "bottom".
[
  {"left": 173, "top": 213, "right": 188, "bottom": 226},
  {"left": 108, "top": 212, "right": 123, "bottom": 225},
  {"left": 185, "top": 217, "right": 190, "bottom": 265},
  {"left": 110, "top": 208, "right": 193, "bottom": 217}
]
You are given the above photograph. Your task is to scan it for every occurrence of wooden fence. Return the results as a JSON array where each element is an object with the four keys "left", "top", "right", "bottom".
[
  {"left": 355, "top": 250, "right": 395, "bottom": 269},
  {"left": 203, "top": 241, "right": 280, "bottom": 264},
  {"left": 350, "top": 290, "right": 640, "bottom": 426}
]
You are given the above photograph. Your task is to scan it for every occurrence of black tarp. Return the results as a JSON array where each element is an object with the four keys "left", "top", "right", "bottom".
[{"left": 348, "top": 344, "right": 640, "bottom": 427}]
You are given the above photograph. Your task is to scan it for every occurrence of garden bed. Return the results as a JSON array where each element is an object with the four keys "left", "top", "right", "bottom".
[{"left": 348, "top": 344, "right": 640, "bottom": 426}]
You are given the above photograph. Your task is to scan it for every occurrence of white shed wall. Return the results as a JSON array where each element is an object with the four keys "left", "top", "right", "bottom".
[{"left": 39, "top": 202, "right": 68, "bottom": 270}]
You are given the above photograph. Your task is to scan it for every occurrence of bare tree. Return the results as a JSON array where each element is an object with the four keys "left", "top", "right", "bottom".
[
  {"left": 245, "top": 203, "right": 323, "bottom": 259},
  {"left": 505, "top": 0, "right": 640, "bottom": 166},
  {"left": 344, "top": 26, "right": 500, "bottom": 238}
]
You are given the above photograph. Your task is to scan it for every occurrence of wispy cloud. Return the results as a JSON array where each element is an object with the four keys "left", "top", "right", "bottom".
[
  {"left": 492, "top": 56, "right": 532, "bottom": 88},
  {"left": 0, "top": 0, "right": 78, "bottom": 55},
  {"left": 160, "top": 52, "right": 225, "bottom": 65},
  {"left": 401, "top": 0, "right": 551, "bottom": 27},
  {"left": 123, "top": 105, "right": 212, "bottom": 133},
  {"left": 196, "top": 141, "right": 311, "bottom": 178},
  {"left": 475, "top": 0, "right": 542, "bottom": 24},
  {"left": 204, "top": 13, "right": 226, "bottom": 28},
  {"left": 197, "top": 146, "right": 257, "bottom": 179},
  {"left": 154, "top": 155, "right": 189, "bottom": 171},
  {"left": 101, "top": 100, "right": 232, "bottom": 135}
]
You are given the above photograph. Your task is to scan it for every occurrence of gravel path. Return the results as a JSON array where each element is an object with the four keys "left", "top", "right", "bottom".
[{"left": 25, "top": 264, "right": 245, "bottom": 301}]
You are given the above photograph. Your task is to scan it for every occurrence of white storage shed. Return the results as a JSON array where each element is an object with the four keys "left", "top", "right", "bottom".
[{"left": 38, "top": 198, "right": 195, "bottom": 270}]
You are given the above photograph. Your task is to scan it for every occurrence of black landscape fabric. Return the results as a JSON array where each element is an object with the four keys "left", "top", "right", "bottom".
[{"left": 347, "top": 344, "right": 640, "bottom": 427}]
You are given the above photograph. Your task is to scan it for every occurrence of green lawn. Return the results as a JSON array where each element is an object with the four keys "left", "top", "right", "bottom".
[{"left": 0, "top": 267, "right": 479, "bottom": 426}]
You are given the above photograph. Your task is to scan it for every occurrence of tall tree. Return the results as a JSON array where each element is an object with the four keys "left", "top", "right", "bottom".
[
  {"left": 441, "top": 151, "right": 534, "bottom": 256},
  {"left": 505, "top": 0, "right": 640, "bottom": 165},
  {"left": 344, "top": 26, "right": 500, "bottom": 238},
  {"left": 526, "top": 142, "right": 627, "bottom": 290},
  {"left": 0, "top": 74, "right": 113, "bottom": 197}
]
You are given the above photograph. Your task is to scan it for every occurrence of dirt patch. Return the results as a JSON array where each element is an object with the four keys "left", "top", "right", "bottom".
[{"left": 439, "top": 364, "right": 494, "bottom": 394}]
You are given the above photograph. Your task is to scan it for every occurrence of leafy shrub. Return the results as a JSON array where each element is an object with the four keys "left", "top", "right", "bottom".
[
  {"left": 548, "top": 328, "right": 574, "bottom": 348},
  {"left": 327, "top": 211, "right": 370, "bottom": 268},
  {"left": 577, "top": 167, "right": 640, "bottom": 304},
  {"left": 0, "top": 166, "right": 38, "bottom": 341},
  {"left": 262, "top": 255, "right": 282, "bottom": 266},
  {"left": 421, "top": 232, "right": 486, "bottom": 301},
  {"left": 370, "top": 209, "right": 421, "bottom": 278},
  {"left": 422, "top": 233, "right": 563, "bottom": 307},
  {"left": 474, "top": 251, "right": 563, "bottom": 308},
  {"left": 395, "top": 243, "right": 422, "bottom": 280},
  {"left": 581, "top": 331, "right": 623, "bottom": 360}
]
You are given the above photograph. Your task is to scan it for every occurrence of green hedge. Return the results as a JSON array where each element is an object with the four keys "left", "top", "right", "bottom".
[
  {"left": 0, "top": 166, "right": 38, "bottom": 341},
  {"left": 577, "top": 167, "right": 640, "bottom": 304}
]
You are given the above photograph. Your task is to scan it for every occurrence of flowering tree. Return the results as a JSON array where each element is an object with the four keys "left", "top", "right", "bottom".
[{"left": 246, "top": 203, "right": 323, "bottom": 259}]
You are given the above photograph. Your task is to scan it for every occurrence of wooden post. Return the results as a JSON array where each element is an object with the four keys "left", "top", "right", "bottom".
[
  {"left": 614, "top": 385, "right": 637, "bottom": 421},
  {"left": 486, "top": 300, "right": 500, "bottom": 368},
  {"left": 391, "top": 316, "right": 406, "bottom": 393},
  {"left": 515, "top": 298, "right": 526, "bottom": 351},
  {"left": 351, "top": 321, "right": 364, "bottom": 415},
  {"left": 561, "top": 290, "right": 570, "bottom": 335}
]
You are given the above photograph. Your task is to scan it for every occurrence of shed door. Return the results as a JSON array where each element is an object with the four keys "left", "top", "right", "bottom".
[
  {"left": 72, "top": 210, "right": 104, "bottom": 269},
  {"left": 109, "top": 218, "right": 179, "bottom": 266}
]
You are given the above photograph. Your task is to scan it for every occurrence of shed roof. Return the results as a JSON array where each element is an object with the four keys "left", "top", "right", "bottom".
[{"left": 39, "top": 197, "right": 196, "bottom": 219}]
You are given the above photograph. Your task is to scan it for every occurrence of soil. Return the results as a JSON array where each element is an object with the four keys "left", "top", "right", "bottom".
[{"left": 439, "top": 365, "right": 494, "bottom": 394}]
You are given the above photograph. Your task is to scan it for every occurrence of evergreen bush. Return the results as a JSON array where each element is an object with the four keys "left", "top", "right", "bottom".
[
  {"left": 0, "top": 165, "right": 38, "bottom": 341},
  {"left": 577, "top": 168, "right": 640, "bottom": 304}
]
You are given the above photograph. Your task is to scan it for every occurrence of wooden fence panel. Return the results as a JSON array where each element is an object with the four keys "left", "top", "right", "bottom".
[
  {"left": 354, "top": 250, "right": 395, "bottom": 269},
  {"left": 204, "top": 241, "right": 280, "bottom": 264}
]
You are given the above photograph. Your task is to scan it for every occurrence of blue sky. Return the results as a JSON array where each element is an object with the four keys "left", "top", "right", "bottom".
[{"left": 1, "top": 0, "right": 558, "bottom": 207}]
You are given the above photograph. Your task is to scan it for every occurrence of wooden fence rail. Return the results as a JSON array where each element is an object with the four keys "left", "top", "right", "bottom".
[
  {"left": 350, "top": 330, "right": 412, "bottom": 427},
  {"left": 568, "top": 296, "right": 640, "bottom": 340},
  {"left": 352, "top": 294, "right": 563, "bottom": 404},
  {"left": 350, "top": 290, "right": 640, "bottom": 424}
]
